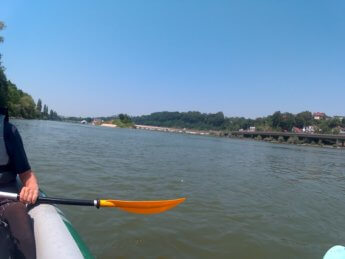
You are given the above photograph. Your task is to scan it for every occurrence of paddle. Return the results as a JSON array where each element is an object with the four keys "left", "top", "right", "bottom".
[{"left": 0, "top": 191, "right": 185, "bottom": 214}]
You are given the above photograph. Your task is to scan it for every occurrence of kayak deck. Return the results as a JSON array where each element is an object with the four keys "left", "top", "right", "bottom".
[{"left": 28, "top": 200, "right": 93, "bottom": 258}]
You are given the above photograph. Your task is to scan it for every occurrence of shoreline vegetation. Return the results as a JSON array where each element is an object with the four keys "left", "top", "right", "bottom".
[
  {"left": 71, "top": 110, "right": 345, "bottom": 136},
  {"left": 1, "top": 22, "right": 58, "bottom": 120},
  {"left": 135, "top": 111, "right": 344, "bottom": 149},
  {"left": 77, "top": 111, "right": 345, "bottom": 149},
  {"left": 68, "top": 110, "right": 345, "bottom": 149},
  {"left": 134, "top": 125, "right": 345, "bottom": 149}
]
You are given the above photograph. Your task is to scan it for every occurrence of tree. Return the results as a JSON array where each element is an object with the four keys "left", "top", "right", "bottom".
[
  {"left": 279, "top": 113, "right": 295, "bottom": 131},
  {"left": 48, "top": 109, "right": 60, "bottom": 121},
  {"left": 43, "top": 104, "right": 49, "bottom": 118},
  {"left": 328, "top": 118, "right": 341, "bottom": 129},
  {"left": 0, "top": 22, "right": 7, "bottom": 107},
  {"left": 271, "top": 111, "right": 282, "bottom": 129},
  {"left": 0, "top": 57, "right": 7, "bottom": 108},
  {"left": 295, "top": 111, "right": 313, "bottom": 128},
  {"left": 49, "top": 109, "right": 54, "bottom": 119},
  {"left": 36, "top": 99, "right": 42, "bottom": 114},
  {"left": 206, "top": 112, "right": 225, "bottom": 128},
  {"left": 118, "top": 113, "right": 132, "bottom": 123},
  {"left": 0, "top": 21, "right": 4, "bottom": 43},
  {"left": 0, "top": 21, "right": 58, "bottom": 119},
  {"left": 19, "top": 95, "right": 36, "bottom": 119},
  {"left": 7, "top": 82, "right": 23, "bottom": 116},
  {"left": 319, "top": 120, "right": 331, "bottom": 134}
]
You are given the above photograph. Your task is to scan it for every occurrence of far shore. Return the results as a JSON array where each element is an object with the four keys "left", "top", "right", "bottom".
[
  {"left": 135, "top": 124, "right": 213, "bottom": 136},
  {"left": 134, "top": 124, "right": 345, "bottom": 149}
]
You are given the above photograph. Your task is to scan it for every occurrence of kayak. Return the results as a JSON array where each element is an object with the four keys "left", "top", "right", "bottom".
[{"left": 28, "top": 191, "right": 94, "bottom": 259}]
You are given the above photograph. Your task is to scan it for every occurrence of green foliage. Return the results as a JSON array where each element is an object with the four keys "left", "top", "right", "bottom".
[
  {"left": 133, "top": 111, "right": 343, "bottom": 134},
  {"left": 319, "top": 120, "right": 332, "bottom": 134},
  {"left": 278, "top": 136, "right": 285, "bottom": 143},
  {"left": 36, "top": 98, "right": 42, "bottom": 115},
  {"left": 255, "top": 135, "right": 262, "bottom": 141},
  {"left": 264, "top": 136, "right": 273, "bottom": 142},
  {"left": 279, "top": 113, "right": 295, "bottom": 131},
  {"left": 98, "top": 113, "right": 134, "bottom": 128},
  {"left": 0, "top": 58, "right": 8, "bottom": 107},
  {"left": 0, "top": 22, "right": 5, "bottom": 105},
  {"left": 111, "top": 114, "right": 134, "bottom": 128},
  {"left": 42, "top": 104, "right": 49, "bottom": 119},
  {"left": 49, "top": 109, "right": 60, "bottom": 120},
  {"left": 118, "top": 113, "right": 132, "bottom": 124},
  {"left": 328, "top": 118, "right": 341, "bottom": 128},
  {"left": 295, "top": 111, "right": 313, "bottom": 128},
  {"left": 0, "top": 21, "right": 60, "bottom": 121},
  {"left": 332, "top": 128, "right": 340, "bottom": 134},
  {"left": 19, "top": 95, "right": 36, "bottom": 118},
  {"left": 271, "top": 111, "right": 281, "bottom": 129},
  {"left": 6, "top": 82, "right": 61, "bottom": 120},
  {"left": 0, "top": 59, "right": 60, "bottom": 120},
  {"left": 268, "top": 111, "right": 295, "bottom": 131},
  {"left": 287, "top": 136, "right": 299, "bottom": 144},
  {"left": 133, "top": 111, "right": 226, "bottom": 130},
  {"left": 7, "top": 82, "right": 36, "bottom": 118},
  {"left": 0, "top": 21, "right": 4, "bottom": 43}
]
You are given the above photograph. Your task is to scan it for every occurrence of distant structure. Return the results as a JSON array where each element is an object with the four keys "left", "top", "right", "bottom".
[
  {"left": 334, "top": 116, "right": 344, "bottom": 121},
  {"left": 92, "top": 119, "right": 103, "bottom": 125},
  {"left": 303, "top": 126, "right": 315, "bottom": 133},
  {"left": 313, "top": 112, "right": 326, "bottom": 120},
  {"left": 80, "top": 120, "right": 87, "bottom": 124},
  {"left": 292, "top": 127, "right": 302, "bottom": 133}
]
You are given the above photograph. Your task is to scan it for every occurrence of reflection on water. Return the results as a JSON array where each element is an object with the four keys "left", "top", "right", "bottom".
[{"left": 13, "top": 120, "right": 345, "bottom": 258}]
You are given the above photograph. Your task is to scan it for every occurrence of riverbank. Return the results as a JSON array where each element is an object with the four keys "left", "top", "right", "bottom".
[
  {"left": 135, "top": 125, "right": 213, "bottom": 136},
  {"left": 135, "top": 124, "right": 345, "bottom": 149}
]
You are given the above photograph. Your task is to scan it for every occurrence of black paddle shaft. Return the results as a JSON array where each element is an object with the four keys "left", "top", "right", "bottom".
[{"left": 37, "top": 196, "right": 97, "bottom": 207}]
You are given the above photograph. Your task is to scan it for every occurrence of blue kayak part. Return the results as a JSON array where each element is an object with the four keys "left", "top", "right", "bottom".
[{"left": 324, "top": 245, "right": 345, "bottom": 259}]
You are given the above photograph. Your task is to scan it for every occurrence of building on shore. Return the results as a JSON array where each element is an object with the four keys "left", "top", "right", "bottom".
[{"left": 313, "top": 112, "right": 326, "bottom": 120}]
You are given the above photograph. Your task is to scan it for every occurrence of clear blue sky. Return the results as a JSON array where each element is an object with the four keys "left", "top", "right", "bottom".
[{"left": 1, "top": 0, "right": 344, "bottom": 118}]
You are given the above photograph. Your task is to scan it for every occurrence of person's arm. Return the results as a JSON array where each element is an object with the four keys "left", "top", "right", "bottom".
[
  {"left": 5, "top": 123, "right": 39, "bottom": 204},
  {"left": 19, "top": 170, "right": 39, "bottom": 204}
]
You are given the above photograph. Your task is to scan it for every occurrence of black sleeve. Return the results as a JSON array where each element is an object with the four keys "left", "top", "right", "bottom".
[{"left": 5, "top": 123, "right": 31, "bottom": 175}]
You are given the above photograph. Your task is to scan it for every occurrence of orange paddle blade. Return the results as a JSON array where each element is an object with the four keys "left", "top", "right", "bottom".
[{"left": 99, "top": 198, "right": 186, "bottom": 214}]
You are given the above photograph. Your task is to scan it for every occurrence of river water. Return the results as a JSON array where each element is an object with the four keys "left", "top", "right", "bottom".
[{"left": 13, "top": 120, "right": 345, "bottom": 258}]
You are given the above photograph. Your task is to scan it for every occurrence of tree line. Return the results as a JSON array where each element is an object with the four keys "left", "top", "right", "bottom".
[
  {"left": 67, "top": 114, "right": 134, "bottom": 127},
  {"left": 0, "top": 21, "right": 60, "bottom": 120},
  {"left": 133, "top": 111, "right": 345, "bottom": 134},
  {"left": 133, "top": 111, "right": 226, "bottom": 130}
]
